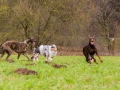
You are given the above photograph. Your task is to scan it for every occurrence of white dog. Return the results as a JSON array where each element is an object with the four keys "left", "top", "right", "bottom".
[{"left": 31, "top": 44, "right": 57, "bottom": 61}]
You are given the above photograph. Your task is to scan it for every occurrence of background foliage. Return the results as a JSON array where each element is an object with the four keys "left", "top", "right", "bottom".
[{"left": 0, "top": 0, "right": 120, "bottom": 55}]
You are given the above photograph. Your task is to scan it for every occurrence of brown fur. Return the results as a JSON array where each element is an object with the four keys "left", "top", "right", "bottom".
[{"left": 0, "top": 38, "right": 37, "bottom": 60}]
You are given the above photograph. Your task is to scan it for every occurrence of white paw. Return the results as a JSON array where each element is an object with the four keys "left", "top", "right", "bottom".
[{"left": 49, "top": 57, "right": 52, "bottom": 61}]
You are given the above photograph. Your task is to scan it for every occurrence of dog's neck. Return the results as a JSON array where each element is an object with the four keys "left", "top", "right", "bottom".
[
  {"left": 89, "top": 43, "right": 95, "bottom": 49},
  {"left": 24, "top": 39, "right": 30, "bottom": 44}
]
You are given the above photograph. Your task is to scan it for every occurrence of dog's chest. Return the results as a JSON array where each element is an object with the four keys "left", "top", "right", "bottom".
[
  {"left": 89, "top": 50, "right": 96, "bottom": 55},
  {"left": 19, "top": 43, "right": 28, "bottom": 52},
  {"left": 87, "top": 46, "right": 96, "bottom": 55}
]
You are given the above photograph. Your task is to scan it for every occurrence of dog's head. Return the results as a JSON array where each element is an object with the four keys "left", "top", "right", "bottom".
[
  {"left": 30, "top": 38, "right": 37, "bottom": 46},
  {"left": 51, "top": 45, "right": 57, "bottom": 52},
  {"left": 31, "top": 53, "right": 39, "bottom": 60},
  {"left": 25, "top": 38, "right": 37, "bottom": 46},
  {"left": 89, "top": 35, "right": 95, "bottom": 45}
]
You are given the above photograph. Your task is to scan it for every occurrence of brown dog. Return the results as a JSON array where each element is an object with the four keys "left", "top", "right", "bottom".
[
  {"left": 0, "top": 38, "right": 37, "bottom": 60},
  {"left": 83, "top": 36, "right": 103, "bottom": 64}
]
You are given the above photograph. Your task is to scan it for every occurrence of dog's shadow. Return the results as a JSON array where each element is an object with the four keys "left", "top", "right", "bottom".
[{"left": 44, "top": 61, "right": 67, "bottom": 69}]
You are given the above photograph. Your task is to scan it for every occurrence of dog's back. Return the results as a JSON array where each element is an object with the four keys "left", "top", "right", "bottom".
[{"left": 1, "top": 41, "right": 18, "bottom": 53}]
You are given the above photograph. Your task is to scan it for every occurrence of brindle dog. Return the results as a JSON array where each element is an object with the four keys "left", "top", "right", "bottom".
[
  {"left": 83, "top": 36, "right": 103, "bottom": 64},
  {"left": 0, "top": 38, "right": 37, "bottom": 60}
]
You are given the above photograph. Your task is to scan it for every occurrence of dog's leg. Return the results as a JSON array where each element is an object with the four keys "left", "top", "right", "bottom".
[
  {"left": 85, "top": 56, "right": 89, "bottom": 62},
  {"left": 83, "top": 49, "right": 89, "bottom": 63},
  {"left": 88, "top": 60, "right": 92, "bottom": 64},
  {"left": 17, "top": 53, "right": 21, "bottom": 59},
  {"left": 46, "top": 57, "right": 48, "bottom": 61},
  {"left": 94, "top": 59, "right": 98, "bottom": 64},
  {"left": 91, "top": 56, "right": 98, "bottom": 64},
  {"left": 44, "top": 51, "right": 49, "bottom": 61},
  {"left": 36, "top": 57, "right": 38, "bottom": 61},
  {"left": 36, "top": 54, "right": 39, "bottom": 61},
  {"left": 0, "top": 50, "right": 5, "bottom": 59},
  {"left": 85, "top": 55, "right": 92, "bottom": 64},
  {"left": 84, "top": 53, "right": 89, "bottom": 63},
  {"left": 85, "top": 55, "right": 91, "bottom": 64},
  {"left": 0, "top": 53, "right": 4, "bottom": 59},
  {"left": 96, "top": 54, "right": 103, "bottom": 62},
  {"left": 48, "top": 57, "right": 52, "bottom": 61},
  {"left": 5, "top": 50, "right": 11, "bottom": 60},
  {"left": 23, "top": 53, "right": 30, "bottom": 60},
  {"left": 34, "top": 54, "right": 39, "bottom": 61}
]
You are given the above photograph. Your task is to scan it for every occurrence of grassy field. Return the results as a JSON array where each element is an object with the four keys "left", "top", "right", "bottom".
[{"left": 0, "top": 55, "right": 120, "bottom": 90}]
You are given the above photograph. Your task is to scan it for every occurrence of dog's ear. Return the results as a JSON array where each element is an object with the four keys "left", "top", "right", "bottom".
[
  {"left": 92, "top": 35, "right": 95, "bottom": 38},
  {"left": 26, "top": 36, "right": 31, "bottom": 39},
  {"left": 88, "top": 35, "right": 91, "bottom": 38},
  {"left": 88, "top": 35, "right": 95, "bottom": 38}
]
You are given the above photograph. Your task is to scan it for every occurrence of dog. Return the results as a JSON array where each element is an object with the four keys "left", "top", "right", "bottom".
[
  {"left": 0, "top": 38, "right": 37, "bottom": 60},
  {"left": 83, "top": 35, "right": 103, "bottom": 64},
  {"left": 31, "top": 44, "right": 57, "bottom": 61}
]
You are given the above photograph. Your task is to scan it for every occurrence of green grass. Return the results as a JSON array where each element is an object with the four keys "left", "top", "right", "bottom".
[{"left": 0, "top": 55, "right": 120, "bottom": 90}]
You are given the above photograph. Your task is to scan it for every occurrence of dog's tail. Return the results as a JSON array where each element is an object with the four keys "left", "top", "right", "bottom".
[{"left": 0, "top": 46, "right": 3, "bottom": 54}]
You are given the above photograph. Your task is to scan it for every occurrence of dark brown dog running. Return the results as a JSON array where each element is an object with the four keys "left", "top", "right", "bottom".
[
  {"left": 0, "top": 38, "right": 37, "bottom": 60},
  {"left": 83, "top": 36, "right": 103, "bottom": 64}
]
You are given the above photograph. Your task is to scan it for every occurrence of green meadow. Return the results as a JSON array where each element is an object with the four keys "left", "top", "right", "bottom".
[{"left": 0, "top": 55, "right": 120, "bottom": 90}]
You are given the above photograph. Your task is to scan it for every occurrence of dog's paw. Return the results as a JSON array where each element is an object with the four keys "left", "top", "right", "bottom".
[{"left": 49, "top": 57, "right": 53, "bottom": 61}]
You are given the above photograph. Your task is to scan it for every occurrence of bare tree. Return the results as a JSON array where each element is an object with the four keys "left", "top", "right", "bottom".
[{"left": 93, "top": 0, "right": 120, "bottom": 55}]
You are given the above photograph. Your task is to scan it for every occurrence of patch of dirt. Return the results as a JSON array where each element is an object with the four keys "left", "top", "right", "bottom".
[
  {"left": 52, "top": 64, "right": 67, "bottom": 68},
  {"left": 13, "top": 68, "right": 38, "bottom": 75},
  {"left": 45, "top": 61, "right": 67, "bottom": 68},
  {"left": 6, "top": 59, "right": 14, "bottom": 63}
]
